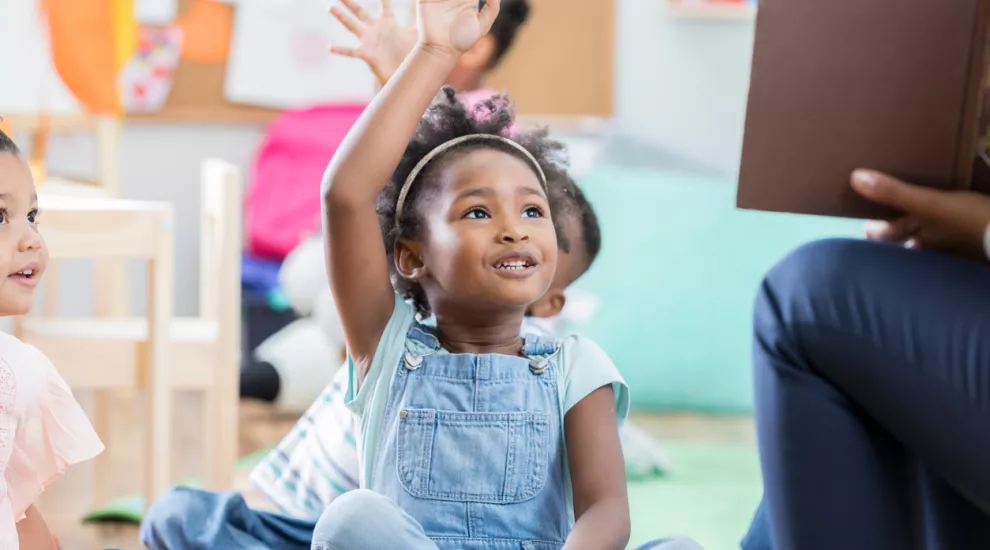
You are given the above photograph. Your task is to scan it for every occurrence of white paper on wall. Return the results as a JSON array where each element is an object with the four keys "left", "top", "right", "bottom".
[
  {"left": 224, "top": 0, "right": 412, "bottom": 109},
  {"left": 135, "top": 0, "right": 180, "bottom": 24},
  {"left": 0, "top": 0, "right": 82, "bottom": 115}
]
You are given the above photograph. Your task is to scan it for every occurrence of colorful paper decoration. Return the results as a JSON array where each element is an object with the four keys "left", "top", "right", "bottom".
[{"left": 177, "top": 0, "right": 232, "bottom": 63}]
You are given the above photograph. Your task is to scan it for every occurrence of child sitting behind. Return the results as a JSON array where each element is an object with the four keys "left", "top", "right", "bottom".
[
  {"left": 313, "top": 2, "right": 700, "bottom": 549},
  {"left": 0, "top": 129, "right": 104, "bottom": 550}
]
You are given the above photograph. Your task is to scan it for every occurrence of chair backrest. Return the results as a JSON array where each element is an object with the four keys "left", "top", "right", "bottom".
[
  {"left": 5, "top": 113, "right": 122, "bottom": 195},
  {"left": 38, "top": 195, "right": 172, "bottom": 260},
  {"left": 198, "top": 159, "right": 243, "bottom": 325}
]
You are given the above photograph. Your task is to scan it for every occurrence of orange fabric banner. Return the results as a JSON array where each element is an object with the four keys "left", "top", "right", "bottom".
[{"left": 42, "top": 0, "right": 118, "bottom": 113}]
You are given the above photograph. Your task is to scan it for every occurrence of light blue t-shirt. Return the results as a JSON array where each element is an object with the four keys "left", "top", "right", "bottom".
[{"left": 346, "top": 293, "right": 630, "bottom": 491}]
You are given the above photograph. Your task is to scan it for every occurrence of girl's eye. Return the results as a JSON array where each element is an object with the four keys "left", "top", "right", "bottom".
[
  {"left": 0, "top": 209, "right": 7, "bottom": 225},
  {"left": 27, "top": 210, "right": 38, "bottom": 224},
  {"left": 465, "top": 208, "right": 491, "bottom": 219},
  {"left": 522, "top": 206, "right": 544, "bottom": 218}
]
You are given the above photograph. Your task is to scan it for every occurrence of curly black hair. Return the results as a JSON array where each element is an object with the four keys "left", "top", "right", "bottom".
[
  {"left": 378, "top": 87, "right": 568, "bottom": 317},
  {"left": 0, "top": 125, "right": 20, "bottom": 156},
  {"left": 488, "top": 0, "right": 531, "bottom": 69}
]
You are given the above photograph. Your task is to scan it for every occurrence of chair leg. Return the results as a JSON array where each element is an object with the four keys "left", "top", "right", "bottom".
[
  {"left": 91, "top": 389, "right": 114, "bottom": 510},
  {"left": 205, "top": 363, "right": 238, "bottom": 490}
]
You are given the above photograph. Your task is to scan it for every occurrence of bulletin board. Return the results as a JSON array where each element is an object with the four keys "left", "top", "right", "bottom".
[
  {"left": 1, "top": 0, "right": 615, "bottom": 124},
  {"left": 133, "top": 0, "right": 278, "bottom": 123},
  {"left": 484, "top": 0, "right": 615, "bottom": 116}
]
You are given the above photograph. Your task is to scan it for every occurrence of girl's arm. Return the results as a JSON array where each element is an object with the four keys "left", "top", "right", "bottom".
[
  {"left": 563, "top": 386, "right": 631, "bottom": 550},
  {"left": 17, "top": 505, "right": 57, "bottom": 550},
  {"left": 321, "top": 0, "right": 500, "bottom": 371}
]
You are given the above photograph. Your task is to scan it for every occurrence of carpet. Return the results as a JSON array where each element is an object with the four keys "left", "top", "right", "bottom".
[{"left": 85, "top": 442, "right": 762, "bottom": 550}]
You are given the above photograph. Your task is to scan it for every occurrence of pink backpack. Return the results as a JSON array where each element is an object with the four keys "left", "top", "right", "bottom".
[
  {"left": 246, "top": 104, "right": 367, "bottom": 260},
  {"left": 245, "top": 90, "right": 505, "bottom": 260}
]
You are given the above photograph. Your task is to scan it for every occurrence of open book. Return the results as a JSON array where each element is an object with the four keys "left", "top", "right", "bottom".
[{"left": 737, "top": 0, "right": 990, "bottom": 219}]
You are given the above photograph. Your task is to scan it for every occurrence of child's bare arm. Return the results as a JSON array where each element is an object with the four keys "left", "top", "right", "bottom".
[
  {"left": 17, "top": 505, "right": 57, "bottom": 550},
  {"left": 563, "top": 386, "right": 631, "bottom": 550},
  {"left": 321, "top": 0, "right": 501, "bottom": 369}
]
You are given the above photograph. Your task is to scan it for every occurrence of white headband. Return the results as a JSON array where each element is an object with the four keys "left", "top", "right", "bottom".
[{"left": 394, "top": 134, "right": 548, "bottom": 225}]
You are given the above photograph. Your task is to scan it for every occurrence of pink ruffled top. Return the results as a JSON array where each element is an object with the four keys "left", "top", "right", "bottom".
[{"left": 0, "top": 330, "right": 104, "bottom": 550}]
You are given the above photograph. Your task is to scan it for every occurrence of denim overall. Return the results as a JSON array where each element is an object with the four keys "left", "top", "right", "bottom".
[{"left": 369, "top": 323, "right": 568, "bottom": 550}]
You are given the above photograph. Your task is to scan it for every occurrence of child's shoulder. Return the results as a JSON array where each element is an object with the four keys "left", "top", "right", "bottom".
[
  {"left": 555, "top": 334, "right": 612, "bottom": 362},
  {"left": 0, "top": 330, "right": 51, "bottom": 375},
  {"left": 553, "top": 335, "right": 630, "bottom": 418}
]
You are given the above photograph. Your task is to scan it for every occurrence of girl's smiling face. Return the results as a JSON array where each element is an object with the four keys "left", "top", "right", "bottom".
[
  {"left": 397, "top": 148, "right": 558, "bottom": 316},
  {"left": 0, "top": 153, "right": 46, "bottom": 316}
]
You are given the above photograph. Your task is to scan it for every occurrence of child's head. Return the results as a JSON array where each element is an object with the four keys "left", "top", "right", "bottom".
[
  {"left": 0, "top": 128, "right": 45, "bottom": 316},
  {"left": 446, "top": 0, "right": 530, "bottom": 90},
  {"left": 378, "top": 88, "right": 567, "bottom": 319},
  {"left": 527, "top": 176, "right": 601, "bottom": 319}
]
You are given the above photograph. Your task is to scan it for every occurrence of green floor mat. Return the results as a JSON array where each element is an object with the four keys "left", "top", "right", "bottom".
[
  {"left": 82, "top": 449, "right": 271, "bottom": 524},
  {"left": 627, "top": 443, "right": 762, "bottom": 550},
  {"left": 85, "top": 442, "right": 761, "bottom": 550}
]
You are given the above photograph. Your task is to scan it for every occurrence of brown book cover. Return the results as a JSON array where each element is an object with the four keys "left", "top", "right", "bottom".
[{"left": 737, "top": 0, "right": 990, "bottom": 219}]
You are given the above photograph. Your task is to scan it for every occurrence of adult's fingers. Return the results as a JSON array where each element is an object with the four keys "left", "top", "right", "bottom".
[
  {"left": 851, "top": 169, "right": 953, "bottom": 220},
  {"left": 863, "top": 216, "right": 920, "bottom": 243}
]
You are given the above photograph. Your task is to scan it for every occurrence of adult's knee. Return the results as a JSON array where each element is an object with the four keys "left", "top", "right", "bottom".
[
  {"left": 312, "top": 490, "right": 397, "bottom": 549},
  {"left": 757, "top": 238, "right": 879, "bottom": 327}
]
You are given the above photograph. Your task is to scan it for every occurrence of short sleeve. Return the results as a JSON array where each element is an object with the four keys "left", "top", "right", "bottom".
[
  {"left": 557, "top": 335, "right": 630, "bottom": 423},
  {"left": 345, "top": 293, "right": 416, "bottom": 415},
  {"left": 5, "top": 347, "right": 104, "bottom": 519}
]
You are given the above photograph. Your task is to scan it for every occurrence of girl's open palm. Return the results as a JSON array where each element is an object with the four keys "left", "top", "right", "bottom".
[{"left": 418, "top": 0, "right": 500, "bottom": 55}]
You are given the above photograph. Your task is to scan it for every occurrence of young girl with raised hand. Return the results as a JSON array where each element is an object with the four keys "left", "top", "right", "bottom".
[
  {"left": 0, "top": 129, "right": 104, "bottom": 550},
  {"left": 313, "top": 1, "right": 701, "bottom": 548}
]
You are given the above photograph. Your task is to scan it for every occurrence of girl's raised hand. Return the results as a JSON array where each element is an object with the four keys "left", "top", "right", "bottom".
[{"left": 417, "top": 0, "right": 500, "bottom": 56}]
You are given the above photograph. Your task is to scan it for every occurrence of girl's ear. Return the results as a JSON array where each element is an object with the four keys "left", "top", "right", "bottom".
[{"left": 395, "top": 239, "right": 428, "bottom": 281}]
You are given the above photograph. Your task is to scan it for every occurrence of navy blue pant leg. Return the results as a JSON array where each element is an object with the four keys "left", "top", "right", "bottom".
[{"left": 751, "top": 239, "right": 990, "bottom": 550}]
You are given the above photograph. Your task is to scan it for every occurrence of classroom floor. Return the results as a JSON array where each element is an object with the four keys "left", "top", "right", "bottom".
[{"left": 39, "top": 391, "right": 755, "bottom": 550}]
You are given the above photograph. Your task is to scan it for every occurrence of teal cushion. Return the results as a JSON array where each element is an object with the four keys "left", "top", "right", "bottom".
[{"left": 571, "top": 166, "right": 861, "bottom": 412}]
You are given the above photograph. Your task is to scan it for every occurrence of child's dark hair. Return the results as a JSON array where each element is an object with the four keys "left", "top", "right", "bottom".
[
  {"left": 556, "top": 177, "right": 601, "bottom": 270},
  {"left": 488, "top": 0, "right": 530, "bottom": 69},
  {"left": 0, "top": 124, "right": 20, "bottom": 156},
  {"left": 377, "top": 87, "right": 568, "bottom": 317}
]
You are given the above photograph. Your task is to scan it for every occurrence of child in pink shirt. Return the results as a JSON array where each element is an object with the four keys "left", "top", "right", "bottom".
[{"left": 0, "top": 128, "right": 104, "bottom": 550}]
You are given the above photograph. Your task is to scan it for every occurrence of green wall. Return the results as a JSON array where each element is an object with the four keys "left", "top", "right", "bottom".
[{"left": 569, "top": 166, "right": 861, "bottom": 412}]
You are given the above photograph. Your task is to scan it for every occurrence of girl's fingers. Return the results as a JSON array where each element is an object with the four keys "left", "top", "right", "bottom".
[
  {"left": 477, "top": 0, "right": 500, "bottom": 33},
  {"left": 340, "top": 0, "right": 374, "bottom": 23},
  {"left": 330, "top": 6, "right": 364, "bottom": 35},
  {"left": 329, "top": 45, "right": 362, "bottom": 58},
  {"left": 380, "top": 0, "right": 393, "bottom": 17}
]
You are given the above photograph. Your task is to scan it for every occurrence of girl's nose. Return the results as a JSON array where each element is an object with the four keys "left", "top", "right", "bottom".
[{"left": 18, "top": 225, "right": 42, "bottom": 252}]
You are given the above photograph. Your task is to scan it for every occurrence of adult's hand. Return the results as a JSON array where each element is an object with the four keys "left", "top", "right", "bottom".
[{"left": 852, "top": 169, "right": 990, "bottom": 260}]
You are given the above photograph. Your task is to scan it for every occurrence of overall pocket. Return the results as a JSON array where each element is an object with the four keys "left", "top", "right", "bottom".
[{"left": 396, "top": 408, "right": 549, "bottom": 504}]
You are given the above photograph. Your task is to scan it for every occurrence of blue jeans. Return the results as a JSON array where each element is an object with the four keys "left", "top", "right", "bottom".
[
  {"left": 140, "top": 487, "right": 316, "bottom": 550},
  {"left": 142, "top": 487, "right": 705, "bottom": 550},
  {"left": 747, "top": 239, "right": 990, "bottom": 550},
  {"left": 313, "top": 489, "right": 705, "bottom": 550}
]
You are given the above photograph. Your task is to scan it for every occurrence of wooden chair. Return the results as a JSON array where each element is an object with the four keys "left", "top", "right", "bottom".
[
  {"left": 13, "top": 194, "right": 175, "bottom": 505},
  {"left": 16, "top": 159, "right": 243, "bottom": 506}
]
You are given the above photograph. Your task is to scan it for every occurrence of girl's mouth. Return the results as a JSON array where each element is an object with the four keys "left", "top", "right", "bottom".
[
  {"left": 492, "top": 254, "right": 538, "bottom": 277},
  {"left": 8, "top": 268, "right": 40, "bottom": 288}
]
